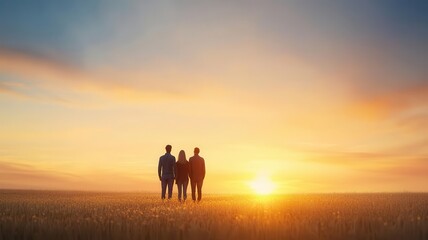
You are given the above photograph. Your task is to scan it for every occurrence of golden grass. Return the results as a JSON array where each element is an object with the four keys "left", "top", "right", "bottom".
[{"left": 0, "top": 191, "right": 427, "bottom": 240}]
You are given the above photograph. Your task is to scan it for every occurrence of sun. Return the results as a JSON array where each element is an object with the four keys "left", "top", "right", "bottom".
[{"left": 250, "top": 175, "right": 276, "bottom": 195}]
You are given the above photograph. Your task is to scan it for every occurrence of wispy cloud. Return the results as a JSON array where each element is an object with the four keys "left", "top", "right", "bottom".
[
  {"left": 350, "top": 85, "right": 428, "bottom": 119},
  {"left": 377, "top": 157, "right": 428, "bottom": 179},
  {"left": 0, "top": 161, "right": 154, "bottom": 191},
  {"left": 0, "top": 81, "right": 22, "bottom": 97},
  {"left": 0, "top": 48, "right": 191, "bottom": 105},
  {"left": 0, "top": 161, "right": 76, "bottom": 189}
]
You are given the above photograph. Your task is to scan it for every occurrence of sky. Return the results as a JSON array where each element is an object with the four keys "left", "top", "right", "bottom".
[{"left": 1, "top": 0, "right": 428, "bottom": 194}]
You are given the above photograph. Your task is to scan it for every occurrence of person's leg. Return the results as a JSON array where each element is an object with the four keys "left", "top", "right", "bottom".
[
  {"left": 183, "top": 181, "right": 188, "bottom": 201},
  {"left": 161, "top": 179, "right": 167, "bottom": 199},
  {"left": 167, "top": 179, "right": 174, "bottom": 199},
  {"left": 177, "top": 182, "right": 182, "bottom": 201},
  {"left": 190, "top": 180, "right": 196, "bottom": 201},
  {"left": 197, "top": 180, "right": 203, "bottom": 201}
]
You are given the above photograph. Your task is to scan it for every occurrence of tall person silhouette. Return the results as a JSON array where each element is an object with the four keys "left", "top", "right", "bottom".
[
  {"left": 158, "top": 145, "right": 176, "bottom": 200},
  {"left": 189, "top": 147, "right": 205, "bottom": 202}
]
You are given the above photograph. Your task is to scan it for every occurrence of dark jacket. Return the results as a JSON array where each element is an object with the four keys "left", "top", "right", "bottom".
[
  {"left": 189, "top": 155, "right": 205, "bottom": 181},
  {"left": 158, "top": 153, "right": 176, "bottom": 180},
  {"left": 175, "top": 161, "right": 189, "bottom": 184}
]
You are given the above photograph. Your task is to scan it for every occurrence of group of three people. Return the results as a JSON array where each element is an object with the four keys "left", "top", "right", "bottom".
[{"left": 158, "top": 145, "right": 206, "bottom": 201}]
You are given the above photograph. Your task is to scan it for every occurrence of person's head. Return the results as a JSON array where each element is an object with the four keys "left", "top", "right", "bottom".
[
  {"left": 194, "top": 147, "right": 200, "bottom": 155},
  {"left": 178, "top": 150, "right": 187, "bottom": 162},
  {"left": 165, "top": 145, "right": 172, "bottom": 153}
]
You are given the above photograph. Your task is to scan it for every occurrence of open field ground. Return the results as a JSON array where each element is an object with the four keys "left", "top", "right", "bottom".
[{"left": 0, "top": 191, "right": 427, "bottom": 240}]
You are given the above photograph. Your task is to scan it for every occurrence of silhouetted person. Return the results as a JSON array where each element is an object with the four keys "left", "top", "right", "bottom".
[
  {"left": 189, "top": 147, "right": 205, "bottom": 202},
  {"left": 158, "top": 145, "right": 176, "bottom": 199},
  {"left": 175, "top": 150, "right": 190, "bottom": 202}
]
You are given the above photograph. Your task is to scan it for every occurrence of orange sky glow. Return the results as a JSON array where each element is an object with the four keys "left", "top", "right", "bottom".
[{"left": 1, "top": 1, "right": 427, "bottom": 194}]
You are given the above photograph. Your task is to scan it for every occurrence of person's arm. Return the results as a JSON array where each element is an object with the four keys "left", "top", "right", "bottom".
[
  {"left": 158, "top": 157, "right": 162, "bottom": 181},
  {"left": 173, "top": 158, "right": 177, "bottom": 181},
  {"left": 174, "top": 162, "right": 178, "bottom": 182},
  {"left": 188, "top": 158, "right": 193, "bottom": 180},
  {"left": 202, "top": 158, "right": 206, "bottom": 180}
]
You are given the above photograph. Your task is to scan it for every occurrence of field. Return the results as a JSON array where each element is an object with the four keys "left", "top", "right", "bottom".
[{"left": 0, "top": 191, "right": 427, "bottom": 240}]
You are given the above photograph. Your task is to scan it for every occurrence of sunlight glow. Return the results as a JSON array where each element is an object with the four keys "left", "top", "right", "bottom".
[{"left": 250, "top": 175, "right": 276, "bottom": 195}]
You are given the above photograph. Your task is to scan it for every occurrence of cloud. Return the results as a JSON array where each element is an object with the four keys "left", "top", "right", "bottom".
[
  {"left": 0, "top": 77, "right": 77, "bottom": 107},
  {"left": 396, "top": 113, "right": 428, "bottom": 132},
  {"left": 294, "top": 151, "right": 428, "bottom": 192},
  {"left": 0, "top": 81, "right": 25, "bottom": 97},
  {"left": 0, "top": 161, "right": 155, "bottom": 192},
  {"left": 0, "top": 161, "right": 77, "bottom": 190},
  {"left": 349, "top": 84, "right": 428, "bottom": 122},
  {"left": 374, "top": 157, "right": 428, "bottom": 178},
  {"left": 0, "top": 48, "right": 191, "bottom": 105}
]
